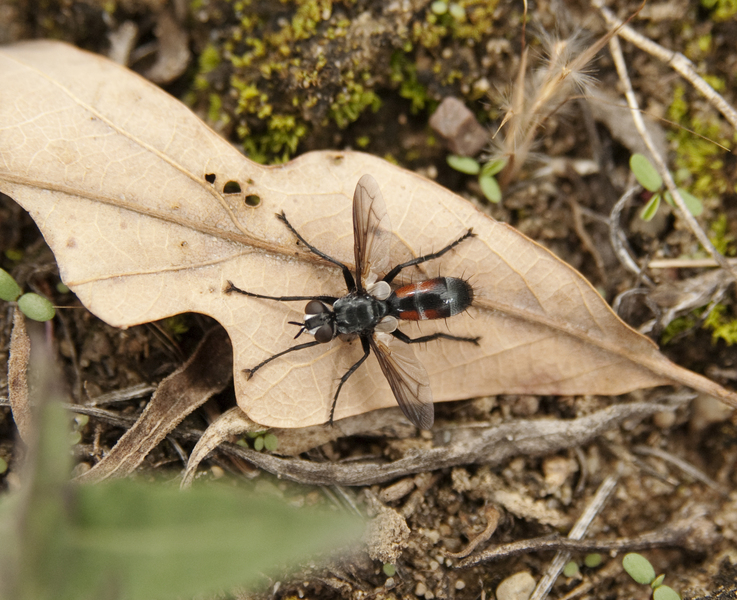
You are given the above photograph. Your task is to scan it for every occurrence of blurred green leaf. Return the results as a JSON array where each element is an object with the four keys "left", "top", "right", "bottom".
[
  {"left": 479, "top": 173, "right": 502, "bottom": 203},
  {"left": 630, "top": 153, "right": 663, "bottom": 192},
  {"left": 653, "top": 585, "right": 681, "bottom": 600},
  {"left": 1, "top": 376, "right": 363, "bottom": 600},
  {"left": 584, "top": 553, "right": 602, "bottom": 568},
  {"left": 640, "top": 194, "right": 661, "bottom": 221},
  {"left": 563, "top": 561, "right": 580, "bottom": 577},
  {"left": 17, "top": 293, "right": 55, "bottom": 322},
  {"left": 623, "top": 553, "right": 656, "bottom": 585},
  {"left": 664, "top": 188, "right": 703, "bottom": 217},
  {"left": 447, "top": 154, "right": 480, "bottom": 175},
  {"left": 481, "top": 158, "right": 507, "bottom": 177},
  {"left": 263, "top": 433, "right": 279, "bottom": 452},
  {"left": 0, "top": 268, "right": 22, "bottom": 302},
  {"left": 651, "top": 574, "right": 666, "bottom": 588}
]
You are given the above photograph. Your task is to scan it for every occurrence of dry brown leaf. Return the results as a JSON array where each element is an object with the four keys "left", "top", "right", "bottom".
[
  {"left": 75, "top": 326, "right": 232, "bottom": 483},
  {"left": 1, "top": 40, "right": 735, "bottom": 429}
]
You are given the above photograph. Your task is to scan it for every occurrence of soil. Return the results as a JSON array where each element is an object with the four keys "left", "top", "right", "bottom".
[{"left": 1, "top": 1, "right": 736, "bottom": 599}]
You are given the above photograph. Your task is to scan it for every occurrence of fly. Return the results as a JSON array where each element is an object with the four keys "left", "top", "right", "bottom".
[{"left": 225, "top": 174, "right": 479, "bottom": 429}]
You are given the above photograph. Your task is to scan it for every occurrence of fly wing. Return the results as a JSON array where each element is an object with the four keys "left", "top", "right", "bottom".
[
  {"left": 353, "top": 174, "right": 392, "bottom": 291},
  {"left": 370, "top": 333, "right": 433, "bottom": 429}
]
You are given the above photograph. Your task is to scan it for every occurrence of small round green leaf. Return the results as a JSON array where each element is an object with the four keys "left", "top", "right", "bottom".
[
  {"left": 563, "top": 561, "right": 580, "bottom": 577},
  {"left": 630, "top": 153, "right": 663, "bottom": 192},
  {"left": 640, "top": 194, "right": 661, "bottom": 221},
  {"left": 653, "top": 585, "right": 681, "bottom": 600},
  {"left": 481, "top": 158, "right": 507, "bottom": 177},
  {"left": 263, "top": 433, "right": 278, "bottom": 452},
  {"left": 0, "top": 456, "right": 7, "bottom": 474},
  {"left": 430, "top": 1, "right": 448, "bottom": 15},
  {"left": 479, "top": 174, "right": 502, "bottom": 203},
  {"left": 0, "top": 268, "right": 22, "bottom": 302},
  {"left": 17, "top": 292, "right": 55, "bottom": 322},
  {"left": 651, "top": 574, "right": 666, "bottom": 589},
  {"left": 383, "top": 563, "right": 396, "bottom": 577},
  {"left": 253, "top": 436, "right": 264, "bottom": 451},
  {"left": 677, "top": 188, "right": 703, "bottom": 216},
  {"left": 623, "top": 553, "right": 656, "bottom": 585},
  {"left": 449, "top": 2, "right": 466, "bottom": 19},
  {"left": 447, "top": 154, "right": 480, "bottom": 175},
  {"left": 584, "top": 553, "right": 602, "bottom": 568}
]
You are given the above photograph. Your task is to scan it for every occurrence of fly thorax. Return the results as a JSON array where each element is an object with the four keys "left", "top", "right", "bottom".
[{"left": 333, "top": 292, "right": 388, "bottom": 334}]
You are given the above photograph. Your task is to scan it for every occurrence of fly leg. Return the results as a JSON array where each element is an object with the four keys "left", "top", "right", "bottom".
[
  {"left": 225, "top": 281, "right": 337, "bottom": 305},
  {"left": 391, "top": 329, "right": 480, "bottom": 345},
  {"left": 277, "top": 212, "right": 357, "bottom": 291},
  {"left": 382, "top": 229, "right": 475, "bottom": 284},
  {"left": 328, "top": 336, "right": 371, "bottom": 426},
  {"left": 242, "top": 340, "right": 322, "bottom": 380}
]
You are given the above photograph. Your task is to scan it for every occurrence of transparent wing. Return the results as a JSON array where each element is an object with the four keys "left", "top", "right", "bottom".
[
  {"left": 353, "top": 174, "right": 392, "bottom": 291},
  {"left": 370, "top": 333, "right": 433, "bottom": 429}
]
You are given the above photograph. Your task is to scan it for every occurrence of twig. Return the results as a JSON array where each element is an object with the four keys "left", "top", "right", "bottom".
[
  {"left": 593, "top": 0, "right": 737, "bottom": 130},
  {"left": 633, "top": 444, "right": 728, "bottom": 495},
  {"left": 609, "top": 187, "right": 654, "bottom": 285},
  {"left": 608, "top": 34, "right": 737, "bottom": 284},
  {"left": 528, "top": 475, "right": 619, "bottom": 600},
  {"left": 648, "top": 257, "right": 737, "bottom": 269}
]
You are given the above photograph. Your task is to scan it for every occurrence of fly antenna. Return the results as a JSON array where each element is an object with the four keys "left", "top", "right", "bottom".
[{"left": 288, "top": 321, "right": 307, "bottom": 338}]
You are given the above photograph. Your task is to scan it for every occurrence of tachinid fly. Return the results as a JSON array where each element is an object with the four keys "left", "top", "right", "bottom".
[{"left": 226, "top": 174, "right": 479, "bottom": 429}]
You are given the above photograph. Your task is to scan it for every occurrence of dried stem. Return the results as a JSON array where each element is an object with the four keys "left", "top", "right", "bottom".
[{"left": 608, "top": 35, "right": 737, "bottom": 284}]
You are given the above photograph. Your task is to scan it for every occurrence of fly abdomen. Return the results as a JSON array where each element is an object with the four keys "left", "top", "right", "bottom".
[{"left": 390, "top": 277, "right": 473, "bottom": 321}]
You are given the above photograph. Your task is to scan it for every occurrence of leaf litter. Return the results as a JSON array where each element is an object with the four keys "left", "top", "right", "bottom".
[
  {"left": 1, "top": 5, "right": 737, "bottom": 599},
  {"left": 1, "top": 40, "right": 735, "bottom": 434}
]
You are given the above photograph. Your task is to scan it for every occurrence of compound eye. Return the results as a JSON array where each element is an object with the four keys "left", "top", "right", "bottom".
[
  {"left": 314, "top": 324, "right": 334, "bottom": 344},
  {"left": 305, "top": 300, "right": 327, "bottom": 315}
]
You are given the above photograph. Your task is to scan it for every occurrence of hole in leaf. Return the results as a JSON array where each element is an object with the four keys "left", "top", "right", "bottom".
[
  {"left": 245, "top": 195, "right": 261, "bottom": 207},
  {"left": 223, "top": 180, "right": 241, "bottom": 194},
  {"left": 205, "top": 173, "right": 216, "bottom": 184}
]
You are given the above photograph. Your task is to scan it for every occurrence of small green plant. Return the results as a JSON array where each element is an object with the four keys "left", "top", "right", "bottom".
[
  {"left": 622, "top": 553, "right": 681, "bottom": 600},
  {"left": 0, "top": 268, "right": 55, "bottom": 322},
  {"left": 584, "top": 553, "right": 603, "bottom": 568},
  {"left": 447, "top": 155, "right": 506, "bottom": 203},
  {"left": 247, "top": 430, "right": 279, "bottom": 452},
  {"left": 629, "top": 153, "right": 703, "bottom": 221}
]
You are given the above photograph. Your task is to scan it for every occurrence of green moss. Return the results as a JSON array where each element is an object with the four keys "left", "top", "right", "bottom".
[
  {"left": 390, "top": 51, "right": 430, "bottom": 114},
  {"left": 162, "top": 315, "right": 190, "bottom": 337},
  {"left": 704, "top": 304, "right": 737, "bottom": 345},
  {"left": 241, "top": 114, "right": 309, "bottom": 164},
  {"left": 667, "top": 84, "right": 735, "bottom": 203},
  {"left": 661, "top": 314, "right": 698, "bottom": 345},
  {"left": 453, "top": 0, "right": 500, "bottom": 41},
  {"left": 329, "top": 78, "right": 381, "bottom": 128},
  {"left": 199, "top": 43, "right": 221, "bottom": 74},
  {"left": 701, "top": 0, "right": 737, "bottom": 21},
  {"left": 207, "top": 93, "right": 228, "bottom": 125},
  {"left": 709, "top": 214, "right": 736, "bottom": 256}
]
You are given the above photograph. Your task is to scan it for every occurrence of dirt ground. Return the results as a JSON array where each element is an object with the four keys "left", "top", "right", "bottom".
[{"left": 1, "top": 1, "right": 737, "bottom": 599}]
